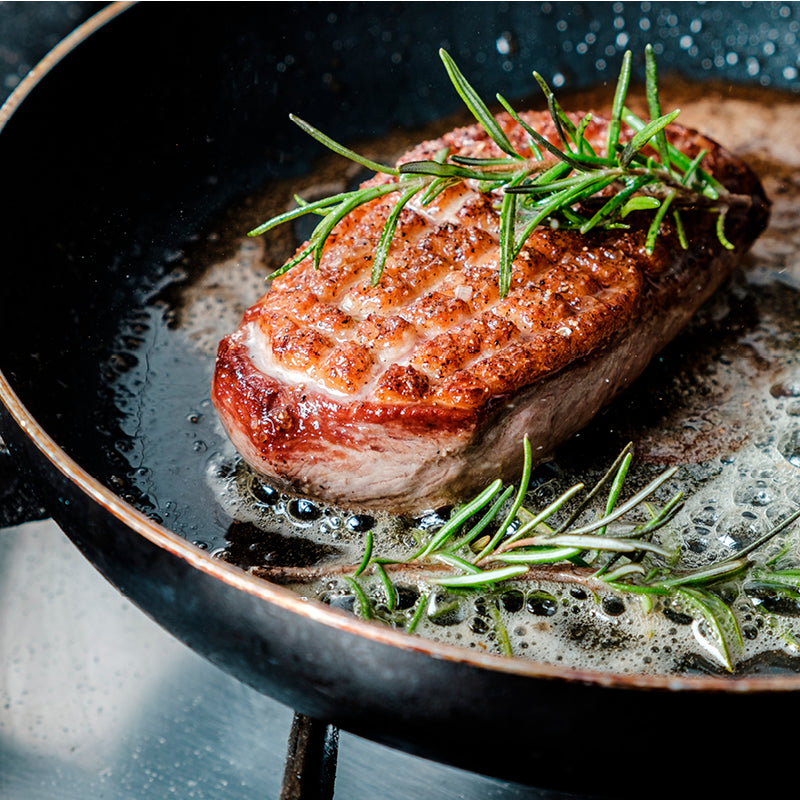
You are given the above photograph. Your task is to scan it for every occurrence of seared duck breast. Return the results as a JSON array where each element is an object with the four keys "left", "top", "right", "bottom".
[{"left": 212, "top": 110, "right": 768, "bottom": 513}]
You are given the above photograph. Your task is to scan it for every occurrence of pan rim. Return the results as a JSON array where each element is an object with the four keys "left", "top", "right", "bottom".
[{"left": 2, "top": 0, "right": 800, "bottom": 696}]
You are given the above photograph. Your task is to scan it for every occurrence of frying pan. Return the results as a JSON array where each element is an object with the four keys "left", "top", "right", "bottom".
[{"left": 1, "top": 3, "right": 799, "bottom": 796}]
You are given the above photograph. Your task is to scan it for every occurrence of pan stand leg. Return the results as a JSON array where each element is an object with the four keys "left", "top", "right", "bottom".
[{"left": 280, "top": 712, "right": 339, "bottom": 800}]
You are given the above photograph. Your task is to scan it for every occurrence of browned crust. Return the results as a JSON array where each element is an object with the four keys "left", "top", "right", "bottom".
[{"left": 213, "top": 333, "right": 481, "bottom": 448}]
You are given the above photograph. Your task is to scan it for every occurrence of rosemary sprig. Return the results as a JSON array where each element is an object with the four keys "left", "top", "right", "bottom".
[
  {"left": 249, "top": 47, "right": 745, "bottom": 296},
  {"left": 309, "top": 438, "right": 800, "bottom": 672}
]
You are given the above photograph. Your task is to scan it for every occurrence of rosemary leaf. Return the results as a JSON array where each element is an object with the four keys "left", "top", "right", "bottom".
[
  {"left": 509, "top": 170, "right": 618, "bottom": 195},
  {"left": 498, "top": 188, "right": 517, "bottom": 299},
  {"left": 620, "top": 195, "right": 662, "bottom": 216},
  {"left": 267, "top": 241, "right": 317, "bottom": 278},
  {"left": 619, "top": 109, "right": 681, "bottom": 169},
  {"left": 645, "top": 188, "right": 675, "bottom": 254},
  {"left": 674, "top": 587, "right": 740, "bottom": 671},
  {"left": 302, "top": 183, "right": 406, "bottom": 270},
  {"left": 764, "top": 615, "right": 800, "bottom": 650},
  {"left": 439, "top": 49, "right": 521, "bottom": 159},
  {"left": 491, "top": 604, "right": 513, "bottom": 657},
  {"left": 419, "top": 176, "right": 461, "bottom": 206},
  {"left": 560, "top": 465, "right": 678, "bottom": 538},
  {"left": 510, "top": 172, "right": 620, "bottom": 259},
  {"left": 406, "top": 592, "right": 429, "bottom": 634},
  {"left": 727, "top": 506, "right": 800, "bottom": 562},
  {"left": 533, "top": 534, "right": 672, "bottom": 558},
  {"left": 526, "top": 171, "right": 620, "bottom": 205},
  {"left": 434, "top": 552, "right": 483, "bottom": 574},
  {"left": 596, "top": 450, "right": 633, "bottom": 537},
  {"left": 343, "top": 576, "right": 373, "bottom": 620},
  {"left": 658, "top": 558, "right": 750, "bottom": 589},
  {"left": 449, "top": 485, "right": 515, "bottom": 552},
  {"left": 374, "top": 562, "right": 398, "bottom": 611},
  {"left": 399, "top": 159, "right": 498, "bottom": 181},
  {"left": 532, "top": 71, "right": 576, "bottom": 152},
  {"left": 574, "top": 113, "right": 597, "bottom": 157},
  {"left": 607, "top": 50, "right": 632, "bottom": 157},
  {"left": 371, "top": 181, "right": 423, "bottom": 285},
  {"left": 644, "top": 44, "right": 671, "bottom": 175},
  {"left": 624, "top": 492, "right": 684, "bottom": 540},
  {"left": 248, "top": 189, "right": 354, "bottom": 237},
  {"left": 673, "top": 209, "right": 688, "bottom": 249},
  {"left": 600, "top": 563, "right": 647, "bottom": 583},
  {"left": 496, "top": 546, "right": 583, "bottom": 564},
  {"left": 580, "top": 175, "right": 656, "bottom": 234},
  {"left": 497, "top": 94, "right": 590, "bottom": 171},
  {"left": 354, "top": 529, "right": 374, "bottom": 577},
  {"left": 432, "top": 565, "right": 529, "bottom": 588},
  {"left": 413, "top": 478, "right": 503, "bottom": 559},
  {"left": 472, "top": 436, "right": 533, "bottom": 563},
  {"left": 622, "top": 108, "right": 724, "bottom": 199},
  {"left": 451, "top": 154, "right": 523, "bottom": 167},
  {"left": 747, "top": 580, "right": 800, "bottom": 601},
  {"left": 748, "top": 568, "right": 800, "bottom": 592},
  {"left": 289, "top": 113, "right": 398, "bottom": 176},
  {"left": 553, "top": 443, "right": 633, "bottom": 534},
  {"left": 605, "top": 582, "right": 671, "bottom": 596},
  {"left": 498, "top": 482, "right": 585, "bottom": 551},
  {"left": 680, "top": 148, "right": 708, "bottom": 188},
  {"left": 716, "top": 206, "right": 735, "bottom": 250}
]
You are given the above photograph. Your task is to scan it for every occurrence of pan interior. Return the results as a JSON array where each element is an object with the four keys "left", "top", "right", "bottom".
[
  {"left": 1, "top": 4, "right": 798, "bottom": 682},
  {"left": 97, "top": 78, "right": 800, "bottom": 678}
]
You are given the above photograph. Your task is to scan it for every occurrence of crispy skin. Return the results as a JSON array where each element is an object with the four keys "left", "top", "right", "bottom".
[{"left": 212, "top": 111, "right": 769, "bottom": 513}]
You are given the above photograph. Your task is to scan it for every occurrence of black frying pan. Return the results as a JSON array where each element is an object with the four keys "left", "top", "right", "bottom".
[{"left": 2, "top": 3, "right": 799, "bottom": 796}]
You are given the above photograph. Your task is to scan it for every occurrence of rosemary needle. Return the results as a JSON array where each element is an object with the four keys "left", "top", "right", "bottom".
[
  {"left": 471, "top": 435, "right": 534, "bottom": 563},
  {"left": 353, "top": 529, "right": 373, "bottom": 577}
]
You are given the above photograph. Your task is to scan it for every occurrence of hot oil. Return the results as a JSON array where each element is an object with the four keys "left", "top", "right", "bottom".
[{"left": 111, "top": 81, "right": 800, "bottom": 676}]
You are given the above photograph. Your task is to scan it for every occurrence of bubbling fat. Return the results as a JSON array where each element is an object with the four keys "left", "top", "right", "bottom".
[
  {"left": 153, "top": 81, "right": 800, "bottom": 677},
  {"left": 206, "top": 422, "right": 800, "bottom": 676}
]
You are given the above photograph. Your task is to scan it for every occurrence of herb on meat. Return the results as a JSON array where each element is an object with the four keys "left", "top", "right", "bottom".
[{"left": 249, "top": 45, "right": 746, "bottom": 297}]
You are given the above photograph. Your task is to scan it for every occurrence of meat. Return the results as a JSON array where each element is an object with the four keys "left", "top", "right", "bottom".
[{"left": 212, "top": 110, "right": 769, "bottom": 514}]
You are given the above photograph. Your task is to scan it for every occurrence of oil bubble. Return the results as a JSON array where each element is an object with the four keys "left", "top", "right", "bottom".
[
  {"left": 526, "top": 591, "right": 558, "bottom": 617},
  {"left": 778, "top": 427, "right": 800, "bottom": 467}
]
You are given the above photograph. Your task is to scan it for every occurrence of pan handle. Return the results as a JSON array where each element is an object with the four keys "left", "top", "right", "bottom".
[{"left": 281, "top": 712, "right": 339, "bottom": 800}]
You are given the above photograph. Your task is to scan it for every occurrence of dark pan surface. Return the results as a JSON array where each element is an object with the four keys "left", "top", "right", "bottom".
[{"left": 2, "top": 3, "right": 800, "bottom": 795}]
